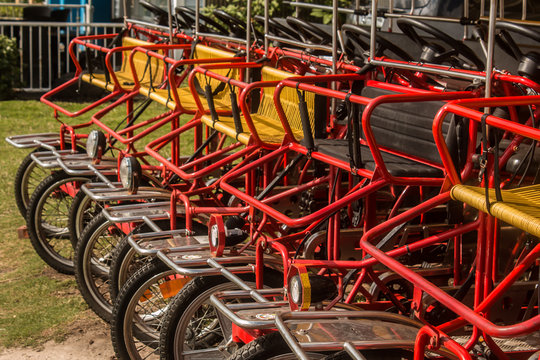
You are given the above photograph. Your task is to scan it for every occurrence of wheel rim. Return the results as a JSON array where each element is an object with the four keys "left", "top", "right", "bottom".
[
  {"left": 73, "top": 194, "right": 102, "bottom": 243},
  {"left": 369, "top": 273, "right": 413, "bottom": 302},
  {"left": 123, "top": 269, "right": 179, "bottom": 359},
  {"left": 34, "top": 176, "right": 89, "bottom": 267},
  {"left": 83, "top": 220, "right": 124, "bottom": 316},
  {"left": 173, "top": 281, "right": 247, "bottom": 359},
  {"left": 117, "top": 247, "right": 148, "bottom": 293},
  {"left": 20, "top": 159, "right": 49, "bottom": 211}
]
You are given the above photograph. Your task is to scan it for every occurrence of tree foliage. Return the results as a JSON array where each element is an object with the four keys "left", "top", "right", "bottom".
[
  {"left": 0, "top": 35, "right": 19, "bottom": 100},
  {"left": 205, "top": 0, "right": 281, "bottom": 21},
  {"left": 310, "top": 0, "right": 352, "bottom": 24}
]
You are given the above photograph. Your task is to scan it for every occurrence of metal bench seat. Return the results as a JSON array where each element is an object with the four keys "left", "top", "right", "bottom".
[{"left": 311, "top": 85, "right": 465, "bottom": 178}]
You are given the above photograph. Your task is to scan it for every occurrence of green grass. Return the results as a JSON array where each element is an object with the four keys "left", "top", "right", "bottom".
[
  {"left": 0, "top": 101, "right": 87, "bottom": 347},
  {"left": 0, "top": 99, "right": 190, "bottom": 348}
]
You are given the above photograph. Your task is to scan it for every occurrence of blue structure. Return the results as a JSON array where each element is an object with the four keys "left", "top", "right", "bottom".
[{"left": 47, "top": 0, "right": 113, "bottom": 23}]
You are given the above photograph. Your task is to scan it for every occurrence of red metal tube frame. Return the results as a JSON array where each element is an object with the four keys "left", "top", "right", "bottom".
[
  {"left": 133, "top": 49, "right": 247, "bottom": 113},
  {"left": 359, "top": 91, "right": 477, "bottom": 186},
  {"left": 219, "top": 144, "right": 391, "bottom": 228},
  {"left": 90, "top": 91, "right": 176, "bottom": 145},
  {"left": 274, "top": 78, "right": 476, "bottom": 185},
  {"left": 187, "top": 62, "right": 257, "bottom": 116},
  {"left": 41, "top": 33, "right": 124, "bottom": 117},
  {"left": 433, "top": 95, "right": 540, "bottom": 185},
  {"left": 359, "top": 192, "right": 540, "bottom": 338}
]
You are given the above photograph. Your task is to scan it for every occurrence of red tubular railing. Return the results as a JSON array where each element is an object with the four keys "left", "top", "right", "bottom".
[
  {"left": 91, "top": 55, "right": 248, "bottom": 148},
  {"left": 187, "top": 62, "right": 257, "bottom": 117},
  {"left": 359, "top": 192, "right": 540, "bottom": 339},
  {"left": 40, "top": 33, "right": 122, "bottom": 118},
  {"left": 359, "top": 91, "right": 477, "bottom": 185},
  {"left": 220, "top": 144, "right": 390, "bottom": 228},
  {"left": 414, "top": 325, "right": 472, "bottom": 360},
  {"left": 219, "top": 81, "right": 479, "bottom": 229},
  {"left": 433, "top": 95, "right": 540, "bottom": 185},
  {"left": 275, "top": 78, "right": 477, "bottom": 183}
]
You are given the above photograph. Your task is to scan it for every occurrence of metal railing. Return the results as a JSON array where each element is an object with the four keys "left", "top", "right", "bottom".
[{"left": 0, "top": 21, "right": 123, "bottom": 91}]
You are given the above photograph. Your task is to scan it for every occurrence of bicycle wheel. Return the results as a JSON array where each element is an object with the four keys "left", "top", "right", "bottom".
[
  {"left": 26, "top": 171, "right": 91, "bottom": 274},
  {"left": 159, "top": 271, "right": 282, "bottom": 359},
  {"left": 111, "top": 258, "right": 184, "bottom": 360},
  {"left": 109, "top": 220, "right": 207, "bottom": 301},
  {"left": 74, "top": 212, "right": 126, "bottom": 321},
  {"left": 15, "top": 144, "right": 84, "bottom": 217},
  {"left": 14, "top": 150, "right": 51, "bottom": 217},
  {"left": 227, "top": 331, "right": 326, "bottom": 360},
  {"left": 68, "top": 188, "right": 104, "bottom": 246}
]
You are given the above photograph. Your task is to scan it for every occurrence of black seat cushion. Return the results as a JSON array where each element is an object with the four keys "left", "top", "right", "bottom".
[
  {"left": 314, "top": 139, "right": 443, "bottom": 178},
  {"left": 361, "top": 86, "right": 455, "bottom": 166},
  {"left": 306, "top": 85, "right": 468, "bottom": 178}
]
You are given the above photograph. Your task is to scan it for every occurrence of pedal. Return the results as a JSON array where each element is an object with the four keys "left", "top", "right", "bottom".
[{"left": 453, "top": 335, "right": 540, "bottom": 353}]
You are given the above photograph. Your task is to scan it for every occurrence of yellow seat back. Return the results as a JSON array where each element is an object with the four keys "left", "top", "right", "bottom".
[
  {"left": 257, "top": 67, "right": 318, "bottom": 140},
  {"left": 193, "top": 44, "right": 238, "bottom": 100},
  {"left": 119, "top": 37, "right": 164, "bottom": 87}
]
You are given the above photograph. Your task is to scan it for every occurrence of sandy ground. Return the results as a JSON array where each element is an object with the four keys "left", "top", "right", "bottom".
[{"left": 0, "top": 313, "right": 115, "bottom": 360}]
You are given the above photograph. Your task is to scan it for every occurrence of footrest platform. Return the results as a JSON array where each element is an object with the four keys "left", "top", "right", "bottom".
[
  {"left": 82, "top": 183, "right": 172, "bottom": 201},
  {"left": 6, "top": 133, "right": 62, "bottom": 149},
  {"left": 102, "top": 202, "right": 185, "bottom": 222}
]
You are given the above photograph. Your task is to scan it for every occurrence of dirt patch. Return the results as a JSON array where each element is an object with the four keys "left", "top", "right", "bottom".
[
  {"left": 0, "top": 311, "right": 115, "bottom": 360},
  {"left": 39, "top": 266, "right": 72, "bottom": 282}
]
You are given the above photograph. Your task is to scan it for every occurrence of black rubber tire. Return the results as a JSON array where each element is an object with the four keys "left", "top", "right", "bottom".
[
  {"left": 26, "top": 171, "right": 91, "bottom": 274},
  {"left": 15, "top": 144, "right": 84, "bottom": 218},
  {"left": 108, "top": 225, "right": 153, "bottom": 302},
  {"left": 14, "top": 150, "right": 51, "bottom": 217},
  {"left": 228, "top": 333, "right": 414, "bottom": 360},
  {"left": 68, "top": 175, "right": 161, "bottom": 246},
  {"left": 67, "top": 188, "right": 103, "bottom": 247},
  {"left": 227, "top": 331, "right": 326, "bottom": 360},
  {"left": 159, "top": 272, "right": 282, "bottom": 360},
  {"left": 108, "top": 220, "right": 207, "bottom": 301},
  {"left": 75, "top": 214, "right": 206, "bottom": 322},
  {"left": 74, "top": 212, "right": 126, "bottom": 321},
  {"left": 108, "top": 219, "right": 173, "bottom": 301},
  {"left": 111, "top": 258, "right": 179, "bottom": 360}
]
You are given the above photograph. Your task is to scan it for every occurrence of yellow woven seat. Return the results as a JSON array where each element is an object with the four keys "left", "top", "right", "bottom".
[
  {"left": 202, "top": 66, "right": 317, "bottom": 145},
  {"left": 140, "top": 87, "right": 233, "bottom": 111},
  {"left": 201, "top": 113, "right": 304, "bottom": 145},
  {"left": 201, "top": 115, "right": 250, "bottom": 144},
  {"left": 81, "top": 73, "right": 117, "bottom": 92},
  {"left": 451, "top": 184, "right": 540, "bottom": 237},
  {"left": 138, "top": 44, "right": 236, "bottom": 110},
  {"left": 82, "top": 72, "right": 145, "bottom": 92},
  {"left": 82, "top": 37, "right": 163, "bottom": 92}
]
